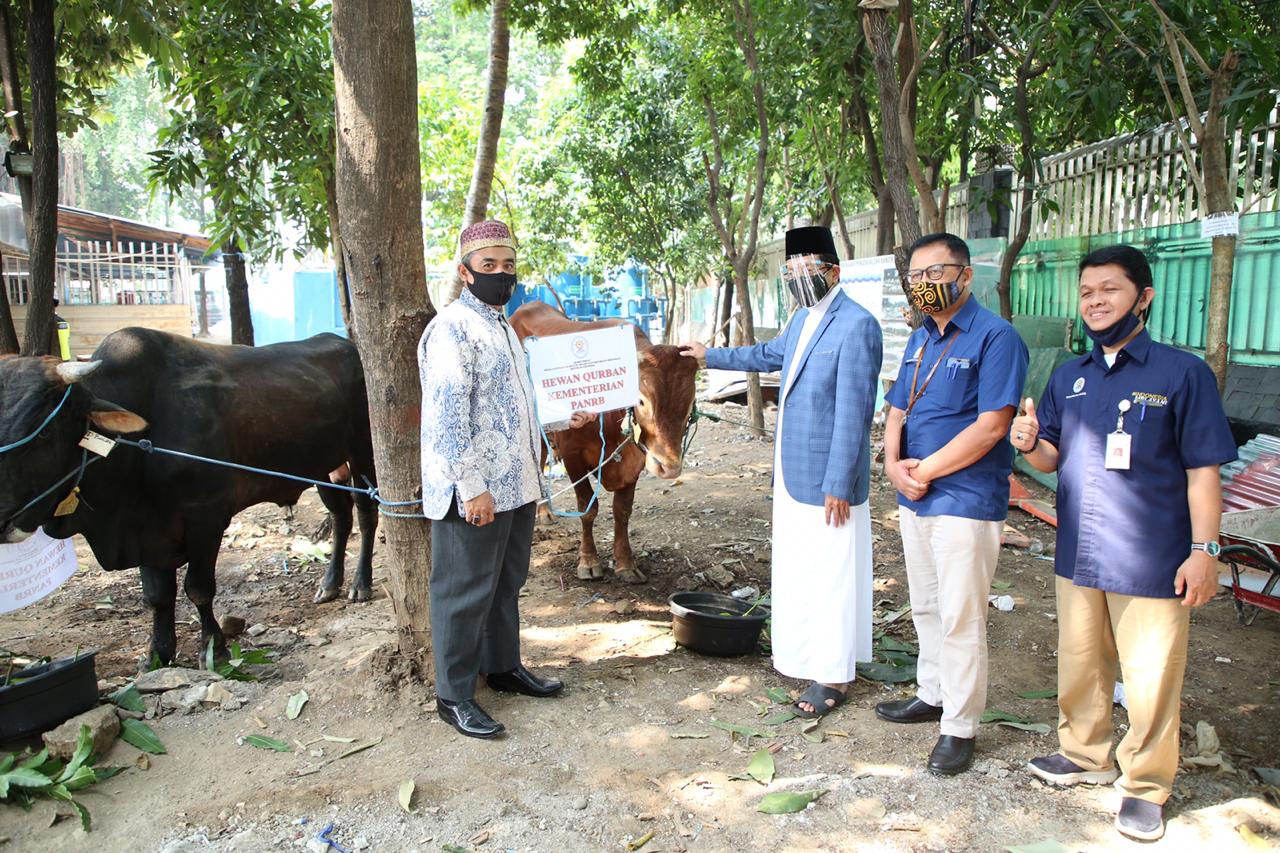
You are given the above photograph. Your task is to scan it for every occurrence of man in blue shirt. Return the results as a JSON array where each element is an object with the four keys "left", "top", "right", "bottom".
[
  {"left": 1011, "top": 244, "right": 1237, "bottom": 841},
  {"left": 877, "top": 233, "right": 1029, "bottom": 776}
]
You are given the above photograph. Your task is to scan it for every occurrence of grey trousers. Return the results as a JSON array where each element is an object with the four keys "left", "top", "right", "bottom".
[{"left": 430, "top": 499, "right": 535, "bottom": 701}]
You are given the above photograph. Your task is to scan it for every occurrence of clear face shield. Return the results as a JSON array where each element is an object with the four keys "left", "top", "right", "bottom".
[{"left": 783, "top": 255, "right": 836, "bottom": 308}]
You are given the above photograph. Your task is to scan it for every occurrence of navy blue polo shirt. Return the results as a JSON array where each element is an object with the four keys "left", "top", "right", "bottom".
[
  {"left": 1036, "top": 330, "right": 1237, "bottom": 598},
  {"left": 886, "top": 295, "right": 1029, "bottom": 521}
]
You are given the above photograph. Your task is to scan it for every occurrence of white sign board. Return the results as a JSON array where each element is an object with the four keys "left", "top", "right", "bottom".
[
  {"left": 1200, "top": 211, "right": 1239, "bottom": 239},
  {"left": 0, "top": 528, "right": 79, "bottom": 614},
  {"left": 526, "top": 325, "right": 640, "bottom": 427}
]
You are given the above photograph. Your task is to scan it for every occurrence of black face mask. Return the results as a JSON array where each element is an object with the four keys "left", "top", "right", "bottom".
[
  {"left": 465, "top": 266, "right": 517, "bottom": 306},
  {"left": 1084, "top": 290, "right": 1146, "bottom": 347}
]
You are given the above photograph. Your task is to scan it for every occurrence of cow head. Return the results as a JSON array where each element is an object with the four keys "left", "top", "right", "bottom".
[
  {"left": 632, "top": 345, "right": 699, "bottom": 480},
  {"left": 0, "top": 357, "right": 147, "bottom": 543}
]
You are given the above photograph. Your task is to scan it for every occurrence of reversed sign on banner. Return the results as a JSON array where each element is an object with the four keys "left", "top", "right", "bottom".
[
  {"left": 0, "top": 528, "right": 79, "bottom": 614},
  {"left": 526, "top": 325, "right": 640, "bottom": 427}
]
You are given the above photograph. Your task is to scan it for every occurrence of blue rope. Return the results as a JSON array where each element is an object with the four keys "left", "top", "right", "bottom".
[
  {"left": 0, "top": 386, "right": 73, "bottom": 454},
  {"left": 113, "top": 438, "right": 427, "bottom": 519}
]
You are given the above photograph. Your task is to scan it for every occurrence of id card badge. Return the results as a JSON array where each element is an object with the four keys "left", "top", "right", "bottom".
[{"left": 1105, "top": 431, "right": 1132, "bottom": 470}]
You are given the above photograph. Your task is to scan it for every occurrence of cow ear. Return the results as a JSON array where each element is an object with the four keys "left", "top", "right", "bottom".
[{"left": 88, "top": 406, "right": 148, "bottom": 435}]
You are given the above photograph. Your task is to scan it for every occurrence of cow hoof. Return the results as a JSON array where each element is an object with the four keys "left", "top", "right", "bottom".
[
  {"left": 348, "top": 585, "right": 372, "bottom": 603},
  {"left": 591, "top": 563, "right": 605, "bottom": 579},
  {"left": 314, "top": 586, "right": 341, "bottom": 604},
  {"left": 616, "top": 567, "right": 647, "bottom": 584},
  {"left": 576, "top": 563, "right": 596, "bottom": 581}
]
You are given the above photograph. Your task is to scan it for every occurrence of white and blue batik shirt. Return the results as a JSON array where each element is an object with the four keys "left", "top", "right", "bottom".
[{"left": 418, "top": 287, "right": 545, "bottom": 520}]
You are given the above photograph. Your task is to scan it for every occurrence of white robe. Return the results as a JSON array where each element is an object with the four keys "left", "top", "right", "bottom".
[{"left": 770, "top": 289, "right": 874, "bottom": 684}]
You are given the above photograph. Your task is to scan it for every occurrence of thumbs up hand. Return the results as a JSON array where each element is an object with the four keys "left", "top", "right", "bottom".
[{"left": 1010, "top": 397, "right": 1040, "bottom": 452}]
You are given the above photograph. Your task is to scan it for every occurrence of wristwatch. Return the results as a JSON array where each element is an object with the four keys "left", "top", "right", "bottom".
[{"left": 1190, "top": 541, "right": 1221, "bottom": 557}]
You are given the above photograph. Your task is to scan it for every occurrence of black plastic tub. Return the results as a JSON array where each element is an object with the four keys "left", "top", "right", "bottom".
[
  {"left": 669, "top": 592, "right": 770, "bottom": 657},
  {"left": 0, "top": 651, "right": 98, "bottom": 740}
]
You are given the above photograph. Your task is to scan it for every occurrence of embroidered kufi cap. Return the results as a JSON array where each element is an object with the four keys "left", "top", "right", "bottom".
[{"left": 459, "top": 219, "right": 517, "bottom": 256}]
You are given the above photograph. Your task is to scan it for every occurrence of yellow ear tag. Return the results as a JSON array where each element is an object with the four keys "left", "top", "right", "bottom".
[
  {"left": 54, "top": 487, "right": 80, "bottom": 517},
  {"left": 631, "top": 420, "right": 643, "bottom": 444}
]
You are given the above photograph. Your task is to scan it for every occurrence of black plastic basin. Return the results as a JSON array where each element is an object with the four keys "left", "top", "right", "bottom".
[
  {"left": 669, "top": 592, "right": 770, "bottom": 657},
  {"left": 0, "top": 651, "right": 98, "bottom": 740}
]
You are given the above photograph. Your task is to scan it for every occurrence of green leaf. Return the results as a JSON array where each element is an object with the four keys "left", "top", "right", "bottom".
[
  {"left": 110, "top": 683, "right": 146, "bottom": 713},
  {"left": 765, "top": 687, "right": 790, "bottom": 703},
  {"left": 746, "top": 748, "right": 774, "bottom": 785},
  {"left": 398, "top": 779, "right": 415, "bottom": 813},
  {"left": 760, "top": 710, "right": 797, "bottom": 726},
  {"left": 878, "top": 636, "right": 918, "bottom": 654},
  {"left": 757, "top": 790, "right": 824, "bottom": 814},
  {"left": 55, "top": 726, "right": 94, "bottom": 783},
  {"left": 1016, "top": 688, "right": 1058, "bottom": 700},
  {"left": 18, "top": 749, "right": 49, "bottom": 770},
  {"left": 244, "top": 735, "right": 292, "bottom": 753},
  {"left": 991, "top": 580, "right": 1013, "bottom": 590},
  {"left": 285, "top": 689, "right": 309, "bottom": 721},
  {"left": 93, "top": 766, "right": 126, "bottom": 782},
  {"left": 995, "top": 721, "right": 1052, "bottom": 735},
  {"left": 708, "top": 719, "right": 774, "bottom": 739},
  {"left": 61, "top": 765, "right": 98, "bottom": 792},
  {"left": 0, "top": 754, "right": 13, "bottom": 774},
  {"left": 981, "top": 708, "right": 1033, "bottom": 725},
  {"left": 856, "top": 661, "right": 917, "bottom": 683},
  {"left": 121, "top": 719, "right": 167, "bottom": 755},
  {"left": 1, "top": 767, "right": 54, "bottom": 788},
  {"left": 46, "top": 783, "right": 91, "bottom": 832}
]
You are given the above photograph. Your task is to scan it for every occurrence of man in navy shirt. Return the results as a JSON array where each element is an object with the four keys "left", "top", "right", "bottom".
[
  {"left": 877, "top": 233, "right": 1029, "bottom": 776},
  {"left": 1011, "top": 245, "right": 1237, "bottom": 841}
]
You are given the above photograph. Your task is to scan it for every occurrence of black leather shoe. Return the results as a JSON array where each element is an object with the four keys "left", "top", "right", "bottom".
[
  {"left": 875, "top": 697, "right": 944, "bottom": 724},
  {"left": 486, "top": 664, "right": 564, "bottom": 698},
  {"left": 928, "top": 735, "right": 975, "bottom": 776},
  {"left": 436, "top": 698, "right": 505, "bottom": 739}
]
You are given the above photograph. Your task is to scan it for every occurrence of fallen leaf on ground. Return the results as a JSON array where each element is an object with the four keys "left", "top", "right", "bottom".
[
  {"left": 757, "top": 790, "right": 824, "bottom": 814},
  {"left": 244, "top": 735, "right": 292, "bottom": 752},
  {"left": 398, "top": 779, "right": 415, "bottom": 813},
  {"left": 746, "top": 749, "right": 775, "bottom": 785},
  {"left": 285, "top": 689, "right": 309, "bottom": 721}
]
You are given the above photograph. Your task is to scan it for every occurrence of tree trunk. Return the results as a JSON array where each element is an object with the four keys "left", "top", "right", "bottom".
[
  {"left": 998, "top": 66, "right": 1037, "bottom": 322},
  {"left": 445, "top": 0, "right": 510, "bottom": 305},
  {"left": 861, "top": 9, "right": 920, "bottom": 259},
  {"left": 324, "top": 171, "right": 355, "bottom": 340},
  {"left": 0, "top": 248, "right": 17, "bottom": 353},
  {"left": 333, "top": 0, "right": 434, "bottom": 676},
  {"left": 19, "top": 0, "right": 55, "bottom": 357},
  {"left": 862, "top": 7, "right": 921, "bottom": 315},
  {"left": 732, "top": 264, "right": 764, "bottom": 430},
  {"left": 876, "top": 186, "right": 895, "bottom": 256},
  {"left": 0, "top": 0, "right": 32, "bottom": 227},
  {"left": 223, "top": 240, "right": 254, "bottom": 346},
  {"left": 718, "top": 273, "right": 733, "bottom": 347},
  {"left": 197, "top": 272, "right": 209, "bottom": 336},
  {"left": 1200, "top": 56, "right": 1239, "bottom": 393}
]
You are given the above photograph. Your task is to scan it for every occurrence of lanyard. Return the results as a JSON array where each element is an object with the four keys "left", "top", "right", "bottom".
[{"left": 905, "top": 331, "right": 962, "bottom": 416}]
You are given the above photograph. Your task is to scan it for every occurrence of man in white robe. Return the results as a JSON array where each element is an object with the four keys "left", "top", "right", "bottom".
[{"left": 681, "top": 226, "right": 882, "bottom": 716}]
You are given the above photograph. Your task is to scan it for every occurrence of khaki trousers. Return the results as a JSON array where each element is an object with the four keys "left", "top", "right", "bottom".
[
  {"left": 1055, "top": 576, "right": 1191, "bottom": 803},
  {"left": 899, "top": 507, "right": 1003, "bottom": 738}
]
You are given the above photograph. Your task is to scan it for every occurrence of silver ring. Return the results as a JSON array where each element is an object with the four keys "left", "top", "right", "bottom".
[{"left": 1017, "top": 432, "right": 1024, "bottom": 440}]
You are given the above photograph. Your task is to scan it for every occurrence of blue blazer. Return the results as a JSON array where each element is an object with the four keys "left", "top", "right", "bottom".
[{"left": 707, "top": 290, "right": 882, "bottom": 506}]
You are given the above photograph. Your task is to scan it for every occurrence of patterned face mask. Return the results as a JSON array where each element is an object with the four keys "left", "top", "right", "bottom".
[{"left": 907, "top": 277, "right": 963, "bottom": 314}]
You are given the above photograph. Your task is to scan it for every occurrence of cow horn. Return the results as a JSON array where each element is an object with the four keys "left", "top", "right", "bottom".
[{"left": 55, "top": 360, "right": 101, "bottom": 384}]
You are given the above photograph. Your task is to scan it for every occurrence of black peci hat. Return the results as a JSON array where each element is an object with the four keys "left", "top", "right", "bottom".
[{"left": 785, "top": 225, "right": 837, "bottom": 260}]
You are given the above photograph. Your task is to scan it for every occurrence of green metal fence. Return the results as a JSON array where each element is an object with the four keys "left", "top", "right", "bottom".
[{"left": 1003, "top": 209, "right": 1280, "bottom": 366}]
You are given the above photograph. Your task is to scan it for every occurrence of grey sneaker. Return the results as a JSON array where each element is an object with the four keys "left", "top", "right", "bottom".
[
  {"left": 1115, "top": 796, "right": 1165, "bottom": 841},
  {"left": 1027, "top": 753, "right": 1120, "bottom": 786}
]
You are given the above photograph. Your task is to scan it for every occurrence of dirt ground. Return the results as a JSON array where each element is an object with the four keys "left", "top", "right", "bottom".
[{"left": 2, "top": 403, "right": 1279, "bottom": 852}]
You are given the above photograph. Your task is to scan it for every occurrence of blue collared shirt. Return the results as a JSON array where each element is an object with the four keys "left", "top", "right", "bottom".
[
  {"left": 1036, "top": 330, "right": 1237, "bottom": 598},
  {"left": 886, "top": 295, "right": 1029, "bottom": 521}
]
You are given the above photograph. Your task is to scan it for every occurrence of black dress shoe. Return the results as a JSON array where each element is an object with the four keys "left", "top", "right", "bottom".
[
  {"left": 436, "top": 698, "right": 505, "bottom": 739},
  {"left": 875, "top": 697, "right": 944, "bottom": 724},
  {"left": 486, "top": 664, "right": 564, "bottom": 697},
  {"left": 928, "top": 735, "right": 975, "bottom": 776}
]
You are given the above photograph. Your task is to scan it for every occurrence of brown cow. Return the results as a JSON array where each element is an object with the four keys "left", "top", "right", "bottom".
[{"left": 509, "top": 302, "right": 697, "bottom": 583}]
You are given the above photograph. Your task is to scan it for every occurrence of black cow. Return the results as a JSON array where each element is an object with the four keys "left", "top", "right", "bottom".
[{"left": 0, "top": 328, "right": 378, "bottom": 666}]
